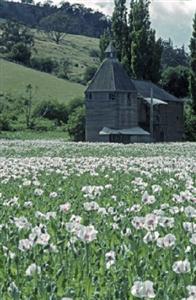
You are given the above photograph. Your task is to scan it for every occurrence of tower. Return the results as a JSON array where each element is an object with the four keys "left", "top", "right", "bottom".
[{"left": 85, "top": 42, "right": 139, "bottom": 143}]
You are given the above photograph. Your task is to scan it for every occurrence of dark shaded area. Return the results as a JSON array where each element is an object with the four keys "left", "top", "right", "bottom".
[{"left": 0, "top": 1, "right": 111, "bottom": 38}]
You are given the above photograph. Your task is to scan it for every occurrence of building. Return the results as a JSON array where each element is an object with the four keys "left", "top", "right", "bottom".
[{"left": 85, "top": 42, "right": 184, "bottom": 143}]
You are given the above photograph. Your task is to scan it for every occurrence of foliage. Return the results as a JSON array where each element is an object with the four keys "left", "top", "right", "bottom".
[
  {"left": 9, "top": 42, "right": 32, "bottom": 64},
  {"left": 189, "top": 13, "right": 196, "bottom": 114},
  {"left": 30, "top": 56, "right": 57, "bottom": 73},
  {"left": 99, "top": 28, "right": 111, "bottom": 61},
  {"left": 0, "top": 113, "right": 11, "bottom": 131},
  {"left": 112, "top": 0, "right": 128, "bottom": 62},
  {"left": 33, "top": 117, "right": 57, "bottom": 131},
  {"left": 129, "top": 0, "right": 162, "bottom": 82},
  {"left": 83, "top": 66, "right": 97, "bottom": 84},
  {"left": 0, "top": 0, "right": 111, "bottom": 38},
  {"left": 0, "top": 21, "right": 34, "bottom": 64},
  {"left": 57, "top": 58, "right": 72, "bottom": 79},
  {"left": 161, "top": 66, "right": 190, "bottom": 98},
  {"left": 161, "top": 39, "right": 189, "bottom": 70},
  {"left": 39, "top": 12, "right": 67, "bottom": 44},
  {"left": 184, "top": 101, "right": 196, "bottom": 141},
  {"left": 33, "top": 99, "right": 68, "bottom": 125},
  {"left": 67, "top": 105, "right": 85, "bottom": 141}
]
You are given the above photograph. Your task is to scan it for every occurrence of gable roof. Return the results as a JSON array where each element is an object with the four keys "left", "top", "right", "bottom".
[
  {"left": 86, "top": 58, "right": 136, "bottom": 92},
  {"left": 132, "top": 80, "right": 182, "bottom": 102}
]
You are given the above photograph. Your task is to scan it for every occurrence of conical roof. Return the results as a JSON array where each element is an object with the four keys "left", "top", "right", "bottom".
[
  {"left": 105, "top": 41, "right": 117, "bottom": 55},
  {"left": 86, "top": 56, "right": 136, "bottom": 92}
]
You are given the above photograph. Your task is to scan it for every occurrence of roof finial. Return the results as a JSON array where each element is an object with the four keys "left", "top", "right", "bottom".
[{"left": 105, "top": 41, "right": 117, "bottom": 59}]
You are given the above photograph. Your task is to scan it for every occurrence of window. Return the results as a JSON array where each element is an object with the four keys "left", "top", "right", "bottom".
[
  {"left": 109, "top": 93, "right": 115, "bottom": 100},
  {"left": 127, "top": 94, "right": 132, "bottom": 106},
  {"left": 88, "top": 93, "right": 92, "bottom": 100}
]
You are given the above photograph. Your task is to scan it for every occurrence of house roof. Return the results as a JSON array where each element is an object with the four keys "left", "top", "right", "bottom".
[
  {"left": 86, "top": 58, "right": 136, "bottom": 92},
  {"left": 99, "top": 127, "right": 150, "bottom": 136},
  {"left": 86, "top": 43, "right": 136, "bottom": 92},
  {"left": 132, "top": 80, "right": 182, "bottom": 102}
]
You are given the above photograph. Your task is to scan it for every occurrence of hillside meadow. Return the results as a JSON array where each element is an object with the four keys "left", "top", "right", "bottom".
[
  {"left": 0, "top": 141, "right": 195, "bottom": 299},
  {"left": 33, "top": 30, "right": 100, "bottom": 81},
  {"left": 0, "top": 59, "right": 85, "bottom": 103}
]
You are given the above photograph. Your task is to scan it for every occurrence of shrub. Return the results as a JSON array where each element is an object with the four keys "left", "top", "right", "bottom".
[
  {"left": 83, "top": 66, "right": 97, "bottom": 84},
  {"left": 0, "top": 114, "right": 11, "bottom": 131},
  {"left": 30, "top": 57, "right": 57, "bottom": 73},
  {"left": 57, "top": 58, "right": 71, "bottom": 79},
  {"left": 66, "top": 97, "right": 84, "bottom": 115},
  {"left": 33, "top": 118, "right": 56, "bottom": 131},
  {"left": 161, "top": 66, "right": 190, "bottom": 98},
  {"left": 34, "top": 100, "right": 68, "bottom": 125},
  {"left": 89, "top": 48, "right": 100, "bottom": 58},
  {"left": 184, "top": 103, "right": 196, "bottom": 141},
  {"left": 67, "top": 105, "right": 85, "bottom": 141},
  {"left": 9, "top": 42, "right": 31, "bottom": 65}
]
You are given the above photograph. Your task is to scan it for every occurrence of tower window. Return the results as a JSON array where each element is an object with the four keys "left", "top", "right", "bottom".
[
  {"left": 88, "top": 93, "right": 92, "bottom": 100},
  {"left": 127, "top": 94, "right": 132, "bottom": 106},
  {"left": 109, "top": 93, "right": 115, "bottom": 100}
]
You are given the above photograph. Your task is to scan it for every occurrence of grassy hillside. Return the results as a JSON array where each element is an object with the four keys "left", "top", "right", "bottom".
[
  {"left": 33, "top": 30, "right": 100, "bottom": 81},
  {"left": 0, "top": 59, "right": 85, "bottom": 103}
]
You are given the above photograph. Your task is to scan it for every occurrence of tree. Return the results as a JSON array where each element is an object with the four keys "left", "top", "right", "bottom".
[
  {"left": 10, "top": 42, "right": 31, "bottom": 64},
  {"left": 190, "top": 13, "right": 196, "bottom": 114},
  {"left": 21, "top": 0, "right": 34, "bottom": 4},
  {"left": 67, "top": 105, "right": 85, "bottom": 141},
  {"left": 0, "top": 21, "right": 34, "bottom": 52},
  {"left": 0, "top": 21, "right": 34, "bottom": 64},
  {"left": 161, "top": 39, "right": 189, "bottom": 70},
  {"left": 83, "top": 66, "right": 97, "bottom": 84},
  {"left": 23, "top": 84, "right": 37, "bottom": 128},
  {"left": 161, "top": 66, "right": 190, "bottom": 98},
  {"left": 128, "top": 0, "right": 162, "bottom": 82},
  {"left": 112, "top": 0, "right": 128, "bottom": 62},
  {"left": 99, "top": 28, "right": 111, "bottom": 61},
  {"left": 40, "top": 13, "right": 67, "bottom": 44}
]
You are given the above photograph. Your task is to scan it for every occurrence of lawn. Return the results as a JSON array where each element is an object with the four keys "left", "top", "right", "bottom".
[{"left": 0, "top": 141, "right": 195, "bottom": 299}]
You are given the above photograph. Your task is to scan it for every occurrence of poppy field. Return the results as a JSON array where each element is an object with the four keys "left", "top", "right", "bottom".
[{"left": 0, "top": 140, "right": 195, "bottom": 299}]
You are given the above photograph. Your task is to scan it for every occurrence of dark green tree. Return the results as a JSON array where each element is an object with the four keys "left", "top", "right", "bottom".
[
  {"left": 112, "top": 0, "right": 128, "bottom": 62},
  {"left": 0, "top": 21, "right": 34, "bottom": 52},
  {"left": 190, "top": 13, "right": 196, "bottom": 114},
  {"left": 161, "top": 66, "right": 190, "bottom": 98},
  {"left": 40, "top": 12, "right": 67, "bottom": 44},
  {"left": 10, "top": 42, "right": 31, "bottom": 64},
  {"left": 161, "top": 39, "right": 189, "bottom": 70},
  {"left": 0, "top": 21, "right": 34, "bottom": 64},
  {"left": 129, "top": 0, "right": 162, "bottom": 82},
  {"left": 67, "top": 105, "right": 85, "bottom": 141},
  {"left": 99, "top": 28, "right": 111, "bottom": 61},
  {"left": 83, "top": 66, "right": 97, "bottom": 84}
]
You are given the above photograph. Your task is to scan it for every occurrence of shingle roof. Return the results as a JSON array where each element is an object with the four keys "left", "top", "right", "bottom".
[
  {"left": 105, "top": 42, "right": 117, "bottom": 55},
  {"left": 132, "top": 80, "right": 182, "bottom": 102},
  {"left": 86, "top": 59, "right": 136, "bottom": 92}
]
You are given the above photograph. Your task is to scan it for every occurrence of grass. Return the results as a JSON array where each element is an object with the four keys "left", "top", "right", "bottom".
[
  {"left": 0, "top": 130, "right": 69, "bottom": 140},
  {"left": 33, "top": 30, "right": 100, "bottom": 81},
  {"left": 0, "top": 59, "right": 85, "bottom": 103}
]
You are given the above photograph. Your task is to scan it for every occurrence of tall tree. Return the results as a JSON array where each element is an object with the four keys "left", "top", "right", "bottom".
[
  {"left": 112, "top": 0, "right": 128, "bottom": 62},
  {"left": 129, "top": 0, "right": 162, "bottom": 82},
  {"left": 190, "top": 13, "right": 196, "bottom": 114},
  {"left": 99, "top": 28, "right": 111, "bottom": 61}
]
